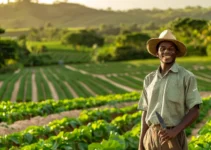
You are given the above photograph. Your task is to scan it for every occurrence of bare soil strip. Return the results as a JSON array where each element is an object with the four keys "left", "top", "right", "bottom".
[
  {"left": 188, "top": 109, "right": 211, "bottom": 142},
  {"left": 93, "top": 80, "right": 113, "bottom": 94},
  {"left": 32, "top": 72, "right": 38, "bottom": 102},
  {"left": 14, "top": 69, "right": 20, "bottom": 74},
  {"left": 78, "top": 81, "right": 97, "bottom": 96},
  {"left": 0, "top": 81, "right": 3, "bottom": 89},
  {"left": 187, "top": 92, "right": 211, "bottom": 141},
  {"left": 65, "top": 65, "right": 136, "bottom": 92},
  {"left": 131, "top": 76, "right": 144, "bottom": 82},
  {"left": 196, "top": 75, "right": 211, "bottom": 83},
  {"left": 40, "top": 69, "right": 59, "bottom": 101},
  {"left": 48, "top": 69, "right": 60, "bottom": 80},
  {"left": 0, "top": 101, "right": 137, "bottom": 135},
  {"left": 64, "top": 81, "right": 79, "bottom": 98},
  {"left": 95, "top": 75, "right": 136, "bottom": 92},
  {"left": 10, "top": 77, "right": 21, "bottom": 102},
  {"left": 198, "top": 73, "right": 211, "bottom": 79},
  {"left": 200, "top": 91, "right": 211, "bottom": 98},
  {"left": 23, "top": 77, "right": 27, "bottom": 102}
]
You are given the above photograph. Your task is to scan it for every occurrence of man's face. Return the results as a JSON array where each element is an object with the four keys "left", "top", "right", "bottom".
[{"left": 156, "top": 41, "right": 178, "bottom": 64}]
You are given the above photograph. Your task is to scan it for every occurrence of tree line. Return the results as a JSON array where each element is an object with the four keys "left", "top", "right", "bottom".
[{"left": 0, "top": 17, "right": 211, "bottom": 72}]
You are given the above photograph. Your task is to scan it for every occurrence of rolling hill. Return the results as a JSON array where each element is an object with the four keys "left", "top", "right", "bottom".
[{"left": 0, "top": 2, "right": 211, "bottom": 29}]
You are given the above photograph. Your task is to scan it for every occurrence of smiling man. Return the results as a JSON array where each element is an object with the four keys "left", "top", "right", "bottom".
[{"left": 138, "top": 30, "right": 202, "bottom": 150}]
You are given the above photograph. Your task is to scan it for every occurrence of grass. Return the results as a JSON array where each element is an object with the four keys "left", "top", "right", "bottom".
[{"left": 26, "top": 41, "right": 93, "bottom": 51}]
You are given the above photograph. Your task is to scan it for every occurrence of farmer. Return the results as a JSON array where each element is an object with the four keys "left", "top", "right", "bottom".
[{"left": 138, "top": 30, "right": 202, "bottom": 150}]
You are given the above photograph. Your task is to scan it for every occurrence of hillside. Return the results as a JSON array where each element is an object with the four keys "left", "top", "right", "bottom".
[{"left": 0, "top": 3, "right": 211, "bottom": 28}]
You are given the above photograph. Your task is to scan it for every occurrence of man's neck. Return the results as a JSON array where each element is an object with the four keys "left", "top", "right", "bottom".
[{"left": 160, "top": 62, "right": 175, "bottom": 76}]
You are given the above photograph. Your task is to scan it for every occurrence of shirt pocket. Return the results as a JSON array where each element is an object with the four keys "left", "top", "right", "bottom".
[{"left": 167, "top": 80, "right": 182, "bottom": 103}]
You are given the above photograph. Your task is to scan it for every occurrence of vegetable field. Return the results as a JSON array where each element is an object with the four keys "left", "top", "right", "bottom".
[
  {"left": 0, "top": 57, "right": 210, "bottom": 149},
  {"left": 0, "top": 57, "right": 210, "bottom": 102},
  {"left": 0, "top": 92, "right": 210, "bottom": 149}
]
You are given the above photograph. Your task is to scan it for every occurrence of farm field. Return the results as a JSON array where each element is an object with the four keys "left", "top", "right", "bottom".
[
  {"left": 0, "top": 56, "right": 210, "bottom": 102},
  {"left": 0, "top": 92, "right": 210, "bottom": 149},
  {"left": 0, "top": 57, "right": 210, "bottom": 149}
]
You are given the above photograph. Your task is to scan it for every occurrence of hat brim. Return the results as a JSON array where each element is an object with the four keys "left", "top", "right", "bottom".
[{"left": 147, "top": 38, "right": 187, "bottom": 57}]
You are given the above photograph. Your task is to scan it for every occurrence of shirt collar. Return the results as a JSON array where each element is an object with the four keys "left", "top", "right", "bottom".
[
  {"left": 156, "top": 63, "right": 179, "bottom": 78},
  {"left": 169, "top": 63, "right": 179, "bottom": 73}
]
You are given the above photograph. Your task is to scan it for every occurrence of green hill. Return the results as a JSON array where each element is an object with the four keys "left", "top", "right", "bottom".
[{"left": 0, "top": 3, "right": 211, "bottom": 28}]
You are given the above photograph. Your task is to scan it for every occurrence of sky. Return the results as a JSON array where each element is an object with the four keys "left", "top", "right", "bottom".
[{"left": 1, "top": 0, "right": 211, "bottom": 10}]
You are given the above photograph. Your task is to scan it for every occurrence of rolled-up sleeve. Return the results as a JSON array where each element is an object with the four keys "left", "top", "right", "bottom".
[
  {"left": 138, "top": 79, "right": 148, "bottom": 111},
  {"left": 185, "top": 75, "right": 202, "bottom": 110}
]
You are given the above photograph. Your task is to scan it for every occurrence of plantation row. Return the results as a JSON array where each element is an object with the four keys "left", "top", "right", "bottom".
[
  {"left": 0, "top": 92, "right": 140, "bottom": 124},
  {"left": 1, "top": 95, "right": 210, "bottom": 149},
  {"left": 187, "top": 116, "right": 211, "bottom": 150},
  {"left": 42, "top": 51, "right": 91, "bottom": 65},
  {"left": 0, "top": 104, "right": 139, "bottom": 149},
  {"left": 0, "top": 58, "right": 210, "bottom": 101}
]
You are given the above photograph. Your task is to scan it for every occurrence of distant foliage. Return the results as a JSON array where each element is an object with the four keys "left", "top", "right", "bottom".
[
  {"left": 92, "top": 32, "right": 153, "bottom": 62},
  {"left": 99, "top": 24, "right": 121, "bottom": 35},
  {"left": 114, "top": 46, "right": 152, "bottom": 61},
  {"left": 167, "top": 17, "right": 210, "bottom": 56},
  {"left": 27, "top": 24, "right": 68, "bottom": 41},
  {"left": 0, "top": 40, "right": 20, "bottom": 67},
  {"left": 116, "top": 33, "right": 150, "bottom": 50},
  {"left": 62, "top": 29, "right": 104, "bottom": 47},
  {"left": 0, "top": 28, "right": 5, "bottom": 34}
]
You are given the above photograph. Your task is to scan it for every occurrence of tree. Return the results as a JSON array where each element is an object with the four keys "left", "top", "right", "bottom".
[
  {"left": 167, "top": 18, "right": 209, "bottom": 56},
  {"left": 62, "top": 29, "right": 104, "bottom": 47},
  {"left": 0, "top": 28, "right": 5, "bottom": 34},
  {"left": 116, "top": 32, "right": 150, "bottom": 50},
  {"left": 0, "top": 40, "right": 20, "bottom": 67}
]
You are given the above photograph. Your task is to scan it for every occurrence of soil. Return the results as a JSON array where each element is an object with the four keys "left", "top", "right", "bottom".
[{"left": 0, "top": 101, "right": 137, "bottom": 135}]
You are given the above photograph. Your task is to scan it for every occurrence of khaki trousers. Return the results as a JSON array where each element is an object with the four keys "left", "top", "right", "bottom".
[{"left": 141, "top": 125, "right": 188, "bottom": 150}]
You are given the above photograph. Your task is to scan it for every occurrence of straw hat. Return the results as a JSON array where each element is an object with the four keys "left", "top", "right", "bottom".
[{"left": 147, "top": 30, "right": 187, "bottom": 57}]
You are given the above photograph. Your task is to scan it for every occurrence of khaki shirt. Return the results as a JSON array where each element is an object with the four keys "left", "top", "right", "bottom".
[{"left": 138, "top": 63, "right": 202, "bottom": 126}]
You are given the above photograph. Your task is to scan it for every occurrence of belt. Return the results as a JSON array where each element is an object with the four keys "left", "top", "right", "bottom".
[{"left": 151, "top": 124, "right": 175, "bottom": 129}]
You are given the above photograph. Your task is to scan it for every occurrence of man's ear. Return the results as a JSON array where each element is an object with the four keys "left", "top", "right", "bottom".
[{"left": 155, "top": 52, "right": 159, "bottom": 57}]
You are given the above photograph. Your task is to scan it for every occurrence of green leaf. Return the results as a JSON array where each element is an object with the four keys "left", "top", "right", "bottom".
[
  {"left": 88, "top": 143, "right": 103, "bottom": 150},
  {"left": 23, "top": 133, "right": 33, "bottom": 144}
]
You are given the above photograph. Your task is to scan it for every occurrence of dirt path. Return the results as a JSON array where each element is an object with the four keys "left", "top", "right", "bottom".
[
  {"left": 0, "top": 101, "right": 137, "bottom": 135},
  {"left": 64, "top": 81, "right": 79, "bottom": 98},
  {"left": 32, "top": 72, "right": 38, "bottom": 102},
  {"left": 0, "top": 81, "right": 3, "bottom": 89},
  {"left": 196, "top": 75, "right": 211, "bottom": 83},
  {"left": 131, "top": 76, "right": 144, "bottom": 82},
  {"left": 187, "top": 92, "right": 211, "bottom": 141},
  {"left": 14, "top": 69, "right": 20, "bottom": 74},
  {"left": 198, "top": 73, "right": 211, "bottom": 79},
  {"left": 188, "top": 109, "right": 211, "bottom": 142},
  {"left": 65, "top": 65, "right": 136, "bottom": 92},
  {"left": 40, "top": 69, "right": 59, "bottom": 101},
  {"left": 10, "top": 77, "right": 21, "bottom": 102},
  {"left": 78, "top": 81, "right": 97, "bottom": 96},
  {"left": 200, "top": 91, "right": 211, "bottom": 98},
  {"left": 96, "top": 75, "right": 136, "bottom": 92}
]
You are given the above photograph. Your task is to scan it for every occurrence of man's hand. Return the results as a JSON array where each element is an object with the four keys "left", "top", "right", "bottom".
[{"left": 158, "top": 128, "right": 179, "bottom": 145}]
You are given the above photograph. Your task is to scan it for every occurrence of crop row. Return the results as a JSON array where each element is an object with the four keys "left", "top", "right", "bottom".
[
  {"left": 18, "top": 111, "right": 142, "bottom": 149},
  {"left": 0, "top": 92, "right": 140, "bottom": 124},
  {"left": 0, "top": 104, "right": 138, "bottom": 148},
  {"left": 188, "top": 117, "right": 211, "bottom": 150},
  {"left": 88, "top": 123, "right": 141, "bottom": 150}
]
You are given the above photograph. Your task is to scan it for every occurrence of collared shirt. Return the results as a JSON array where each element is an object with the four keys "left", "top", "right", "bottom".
[{"left": 138, "top": 63, "right": 202, "bottom": 126}]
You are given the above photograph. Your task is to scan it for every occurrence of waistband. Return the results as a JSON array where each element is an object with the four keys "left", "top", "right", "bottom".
[{"left": 150, "top": 124, "right": 175, "bottom": 129}]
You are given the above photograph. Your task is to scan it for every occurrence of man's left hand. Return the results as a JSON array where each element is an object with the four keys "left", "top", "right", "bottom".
[{"left": 158, "top": 128, "right": 180, "bottom": 145}]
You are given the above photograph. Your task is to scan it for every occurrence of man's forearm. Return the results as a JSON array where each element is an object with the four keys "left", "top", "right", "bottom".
[
  {"left": 139, "top": 111, "right": 149, "bottom": 150},
  {"left": 174, "top": 105, "right": 200, "bottom": 134}
]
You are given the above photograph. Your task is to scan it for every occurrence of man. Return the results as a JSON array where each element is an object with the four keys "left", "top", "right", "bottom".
[{"left": 138, "top": 30, "right": 202, "bottom": 150}]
